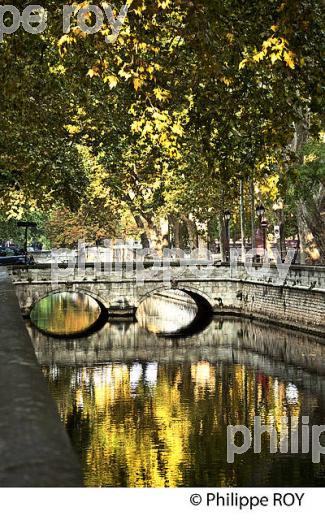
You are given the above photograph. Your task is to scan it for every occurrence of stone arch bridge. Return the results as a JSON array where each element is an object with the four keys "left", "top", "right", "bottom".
[{"left": 7, "top": 262, "right": 325, "bottom": 336}]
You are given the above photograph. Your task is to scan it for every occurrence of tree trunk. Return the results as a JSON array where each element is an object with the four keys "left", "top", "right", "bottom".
[
  {"left": 133, "top": 214, "right": 163, "bottom": 252},
  {"left": 279, "top": 207, "right": 287, "bottom": 261},
  {"left": 174, "top": 221, "right": 181, "bottom": 249},
  {"left": 291, "top": 119, "right": 325, "bottom": 264},
  {"left": 169, "top": 216, "right": 181, "bottom": 249},
  {"left": 133, "top": 215, "right": 150, "bottom": 249},
  {"left": 183, "top": 215, "right": 198, "bottom": 250},
  {"left": 240, "top": 178, "right": 246, "bottom": 260},
  {"left": 218, "top": 211, "right": 227, "bottom": 262},
  {"left": 298, "top": 193, "right": 325, "bottom": 264},
  {"left": 249, "top": 178, "right": 256, "bottom": 251},
  {"left": 217, "top": 189, "right": 227, "bottom": 262}
]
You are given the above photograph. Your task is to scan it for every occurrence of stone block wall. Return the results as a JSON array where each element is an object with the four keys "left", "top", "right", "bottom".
[{"left": 8, "top": 264, "right": 325, "bottom": 336}]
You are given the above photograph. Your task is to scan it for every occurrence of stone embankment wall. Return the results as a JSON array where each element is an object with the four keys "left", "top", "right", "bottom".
[{"left": 0, "top": 269, "right": 82, "bottom": 486}]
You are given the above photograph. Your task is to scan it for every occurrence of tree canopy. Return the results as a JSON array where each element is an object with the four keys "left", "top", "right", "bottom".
[{"left": 0, "top": 0, "right": 324, "bottom": 258}]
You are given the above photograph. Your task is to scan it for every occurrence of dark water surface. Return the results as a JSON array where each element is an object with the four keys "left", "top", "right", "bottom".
[{"left": 28, "top": 292, "right": 325, "bottom": 487}]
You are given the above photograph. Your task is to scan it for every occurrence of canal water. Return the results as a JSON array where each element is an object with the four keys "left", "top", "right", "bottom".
[{"left": 27, "top": 291, "right": 325, "bottom": 487}]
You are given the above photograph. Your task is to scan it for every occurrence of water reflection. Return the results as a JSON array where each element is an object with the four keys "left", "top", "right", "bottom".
[
  {"left": 136, "top": 290, "right": 198, "bottom": 334},
  {"left": 28, "top": 294, "right": 325, "bottom": 487},
  {"left": 30, "top": 292, "right": 101, "bottom": 336},
  {"left": 40, "top": 355, "right": 325, "bottom": 487}
]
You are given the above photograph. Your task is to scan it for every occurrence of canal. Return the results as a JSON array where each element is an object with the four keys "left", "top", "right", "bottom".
[{"left": 27, "top": 291, "right": 325, "bottom": 487}]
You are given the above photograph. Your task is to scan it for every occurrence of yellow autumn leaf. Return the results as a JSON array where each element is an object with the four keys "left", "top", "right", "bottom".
[
  {"left": 154, "top": 119, "right": 166, "bottom": 131},
  {"left": 58, "top": 34, "right": 72, "bottom": 47},
  {"left": 253, "top": 51, "right": 265, "bottom": 62},
  {"left": 270, "top": 52, "right": 280, "bottom": 64},
  {"left": 104, "top": 75, "right": 118, "bottom": 88},
  {"left": 64, "top": 124, "right": 81, "bottom": 135},
  {"left": 118, "top": 68, "right": 132, "bottom": 80},
  {"left": 158, "top": 0, "right": 171, "bottom": 9},
  {"left": 159, "top": 132, "right": 170, "bottom": 146},
  {"left": 171, "top": 123, "right": 184, "bottom": 136},
  {"left": 129, "top": 104, "right": 137, "bottom": 116},
  {"left": 226, "top": 32, "right": 234, "bottom": 43},
  {"left": 220, "top": 76, "right": 232, "bottom": 86},
  {"left": 153, "top": 87, "right": 171, "bottom": 101},
  {"left": 142, "top": 121, "right": 154, "bottom": 135},
  {"left": 131, "top": 120, "right": 142, "bottom": 133},
  {"left": 133, "top": 77, "right": 144, "bottom": 91},
  {"left": 283, "top": 50, "right": 295, "bottom": 69},
  {"left": 153, "top": 111, "right": 169, "bottom": 122},
  {"left": 239, "top": 58, "right": 247, "bottom": 70},
  {"left": 272, "top": 38, "right": 287, "bottom": 51},
  {"left": 134, "top": 2, "right": 146, "bottom": 16},
  {"left": 87, "top": 66, "right": 100, "bottom": 78},
  {"left": 49, "top": 64, "right": 66, "bottom": 75}
]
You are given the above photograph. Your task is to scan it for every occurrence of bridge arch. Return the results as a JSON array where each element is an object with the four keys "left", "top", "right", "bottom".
[
  {"left": 138, "top": 284, "right": 214, "bottom": 310},
  {"left": 137, "top": 285, "right": 213, "bottom": 337},
  {"left": 174, "top": 283, "right": 215, "bottom": 311},
  {"left": 29, "top": 287, "right": 108, "bottom": 312},
  {"left": 28, "top": 288, "right": 109, "bottom": 337}
]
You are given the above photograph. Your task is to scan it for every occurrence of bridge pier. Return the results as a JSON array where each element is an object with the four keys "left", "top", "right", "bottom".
[{"left": 107, "top": 305, "right": 137, "bottom": 317}]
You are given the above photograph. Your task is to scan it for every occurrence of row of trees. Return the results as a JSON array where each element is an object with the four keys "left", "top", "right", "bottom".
[{"left": 0, "top": 0, "right": 324, "bottom": 261}]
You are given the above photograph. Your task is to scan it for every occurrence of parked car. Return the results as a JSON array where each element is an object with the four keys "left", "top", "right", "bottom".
[{"left": 0, "top": 247, "right": 34, "bottom": 265}]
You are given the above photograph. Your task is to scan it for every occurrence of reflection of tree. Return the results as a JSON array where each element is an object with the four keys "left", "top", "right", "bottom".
[
  {"left": 42, "top": 358, "right": 319, "bottom": 487},
  {"left": 31, "top": 293, "right": 101, "bottom": 335}
]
